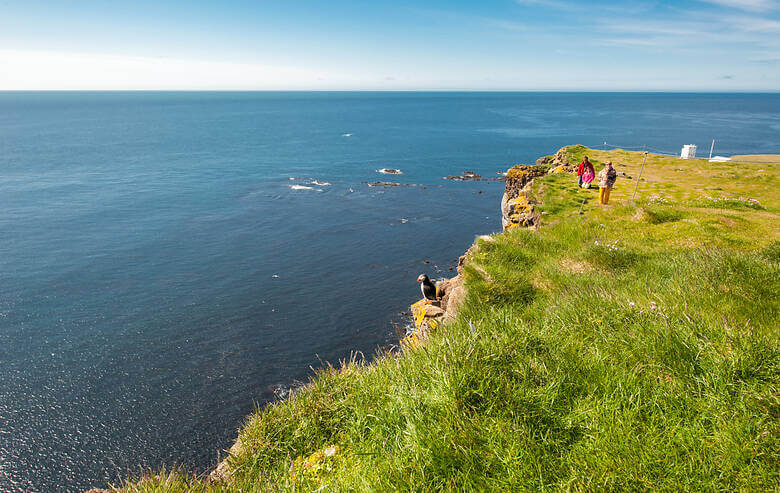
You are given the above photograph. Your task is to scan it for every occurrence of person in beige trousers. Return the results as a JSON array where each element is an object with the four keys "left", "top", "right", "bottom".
[{"left": 597, "top": 161, "right": 617, "bottom": 204}]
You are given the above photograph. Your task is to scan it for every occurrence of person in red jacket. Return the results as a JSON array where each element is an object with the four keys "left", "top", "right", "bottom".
[{"left": 577, "top": 156, "right": 595, "bottom": 187}]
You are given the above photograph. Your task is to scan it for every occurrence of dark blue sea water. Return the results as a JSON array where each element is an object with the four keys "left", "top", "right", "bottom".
[{"left": 1, "top": 92, "right": 779, "bottom": 492}]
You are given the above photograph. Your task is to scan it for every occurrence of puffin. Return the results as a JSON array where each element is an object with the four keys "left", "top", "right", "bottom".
[{"left": 417, "top": 274, "right": 438, "bottom": 302}]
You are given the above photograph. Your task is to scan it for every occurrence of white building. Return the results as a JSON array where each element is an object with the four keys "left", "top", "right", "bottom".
[{"left": 680, "top": 144, "right": 697, "bottom": 159}]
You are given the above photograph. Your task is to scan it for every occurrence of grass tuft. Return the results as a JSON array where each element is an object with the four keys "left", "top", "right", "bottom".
[{"left": 640, "top": 204, "right": 685, "bottom": 224}]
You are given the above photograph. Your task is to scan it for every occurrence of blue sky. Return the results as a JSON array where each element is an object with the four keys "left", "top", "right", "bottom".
[{"left": 0, "top": 0, "right": 778, "bottom": 90}]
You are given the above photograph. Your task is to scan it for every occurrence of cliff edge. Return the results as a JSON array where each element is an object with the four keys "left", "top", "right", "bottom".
[{"left": 115, "top": 145, "right": 778, "bottom": 492}]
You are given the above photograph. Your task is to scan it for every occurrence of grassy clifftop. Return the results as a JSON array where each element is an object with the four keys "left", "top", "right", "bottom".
[{"left": 121, "top": 147, "right": 778, "bottom": 492}]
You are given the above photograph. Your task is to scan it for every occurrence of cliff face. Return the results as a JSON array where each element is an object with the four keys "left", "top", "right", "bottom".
[
  {"left": 405, "top": 159, "right": 562, "bottom": 347},
  {"left": 402, "top": 246, "right": 471, "bottom": 348},
  {"left": 500, "top": 165, "right": 547, "bottom": 230},
  {"left": 209, "top": 155, "right": 571, "bottom": 487},
  {"left": 500, "top": 149, "right": 576, "bottom": 231}
]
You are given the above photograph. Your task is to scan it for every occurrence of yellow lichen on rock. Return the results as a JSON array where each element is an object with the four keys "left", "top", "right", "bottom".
[
  {"left": 506, "top": 165, "right": 529, "bottom": 181},
  {"left": 404, "top": 298, "right": 444, "bottom": 348},
  {"left": 411, "top": 298, "right": 429, "bottom": 327},
  {"left": 411, "top": 298, "right": 441, "bottom": 332},
  {"left": 536, "top": 146, "right": 576, "bottom": 171},
  {"left": 502, "top": 164, "right": 547, "bottom": 230},
  {"left": 548, "top": 164, "right": 567, "bottom": 174},
  {"left": 508, "top": 194, "right": 531, "bottom": 210},
  {"left": 291, "top": 445, "right": 340, "bottom": 486},
  {"left": 506, "top": 193, "right": 536, "bottom": 229},
  {"left": 400, "top": 332, "right": 421, "bottom": 349}
]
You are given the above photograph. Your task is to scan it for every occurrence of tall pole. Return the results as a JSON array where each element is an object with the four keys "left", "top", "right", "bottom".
[
  {"left": 709, "top": 139, "right": 715, "bottom": 159},
  {"left": 632, "top": 149, "right": 648, "bottom": 203}
]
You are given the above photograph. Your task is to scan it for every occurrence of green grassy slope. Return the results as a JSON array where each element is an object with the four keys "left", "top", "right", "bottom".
[{"left": 122, "top": 147, "right": 779, "bottom": 492}]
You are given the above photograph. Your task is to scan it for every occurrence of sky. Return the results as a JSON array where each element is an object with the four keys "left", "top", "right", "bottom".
[{"left": 0, "top": 0, "right": 778, "bottom": 91}]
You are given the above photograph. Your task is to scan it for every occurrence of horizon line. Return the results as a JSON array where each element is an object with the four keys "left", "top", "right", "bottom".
[{"left": 1, "top": 89, "right": 779, "bottom": 94}]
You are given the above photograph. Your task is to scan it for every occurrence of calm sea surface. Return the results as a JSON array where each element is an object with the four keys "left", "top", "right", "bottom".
[{"left": 1, "top": 92, "right": 779, "bottom": 492}]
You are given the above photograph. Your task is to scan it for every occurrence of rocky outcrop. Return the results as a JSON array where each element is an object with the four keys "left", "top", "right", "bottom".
[
  {"left": 536, "top": 147, "right": 576, "bottom": 171},
  {"left": 210, "top": 438, "right": 243, "bottom": 483},
  {"left": 503, "top": 165, "right": 546, "bottom": 198},
  {"left": 404, "top": 160, "right": 554, "bottom": 347},
  {"left": 401, "top": 235, "right": 494, "bottom": 348},
  {"left": 401, "top": 300, "right": 442, "bottom": 348},
  {"left": 501, "top": 165, "right": 547, "bottom": 230}
]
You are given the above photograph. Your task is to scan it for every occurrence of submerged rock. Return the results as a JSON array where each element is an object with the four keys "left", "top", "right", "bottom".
[
  {"left": 443, "top": 170, "right": 487, "bottom": 181},
  {"left": 363, "top": 181, "right": 423, "bottom": 188},
  {"left": 363, "top": 181, "right": 401, "bottom": 188}
]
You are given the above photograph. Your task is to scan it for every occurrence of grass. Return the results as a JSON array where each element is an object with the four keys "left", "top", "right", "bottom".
[
  {"left": 730, "top": 155, "right": 780, "bottom": 164},
  {"left": 120, "top": 147, "right": 779, "bottom": 492}
]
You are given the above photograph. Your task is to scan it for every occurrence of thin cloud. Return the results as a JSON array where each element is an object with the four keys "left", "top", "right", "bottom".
[
  {"left": 591, "top": 9, "right": 780, "bottom": 65},
  {"left": 514, "top": 0, "right": 574, "bottom": 9},
  {"left": 729, "top": 15, "right": 780, "bottom": 32},
  {"left": 596, "top": 18, "right": 711, "bottom": 37},
  {"left": 699, "top": 0, "right": 780, "bottom": 12},
  {"left": 407, "top": 7, "right": 529, "bottom": 33},
  {"left": 0, "top": 49, "right": 333, "bottom": 90},
  {"left": 515, "top": 0, "right": 656, "bottom": 14},
  {"left": 596, "top": 11, "right": 780, "bottom": 43},
  {"left": 487, "top": 19, "right": 529, "bottom": 32},
  {"left": 601, "top": 1, "right": 659, "bottom": 15},
  {"left": 601, "top": 37, "right": 668, "bottom": 47},
  {"left": 749, "top": 52, "right": 780, "bottom": 62}
]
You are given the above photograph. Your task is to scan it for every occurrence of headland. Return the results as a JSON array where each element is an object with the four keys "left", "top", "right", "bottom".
[{"left": 103, "top": 145, "right": 779, "bottom": 492}]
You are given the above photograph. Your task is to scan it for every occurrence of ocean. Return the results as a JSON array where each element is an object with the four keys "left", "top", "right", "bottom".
[{"left": 1, "top": 91, "right": 778, "bottom": 492}]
